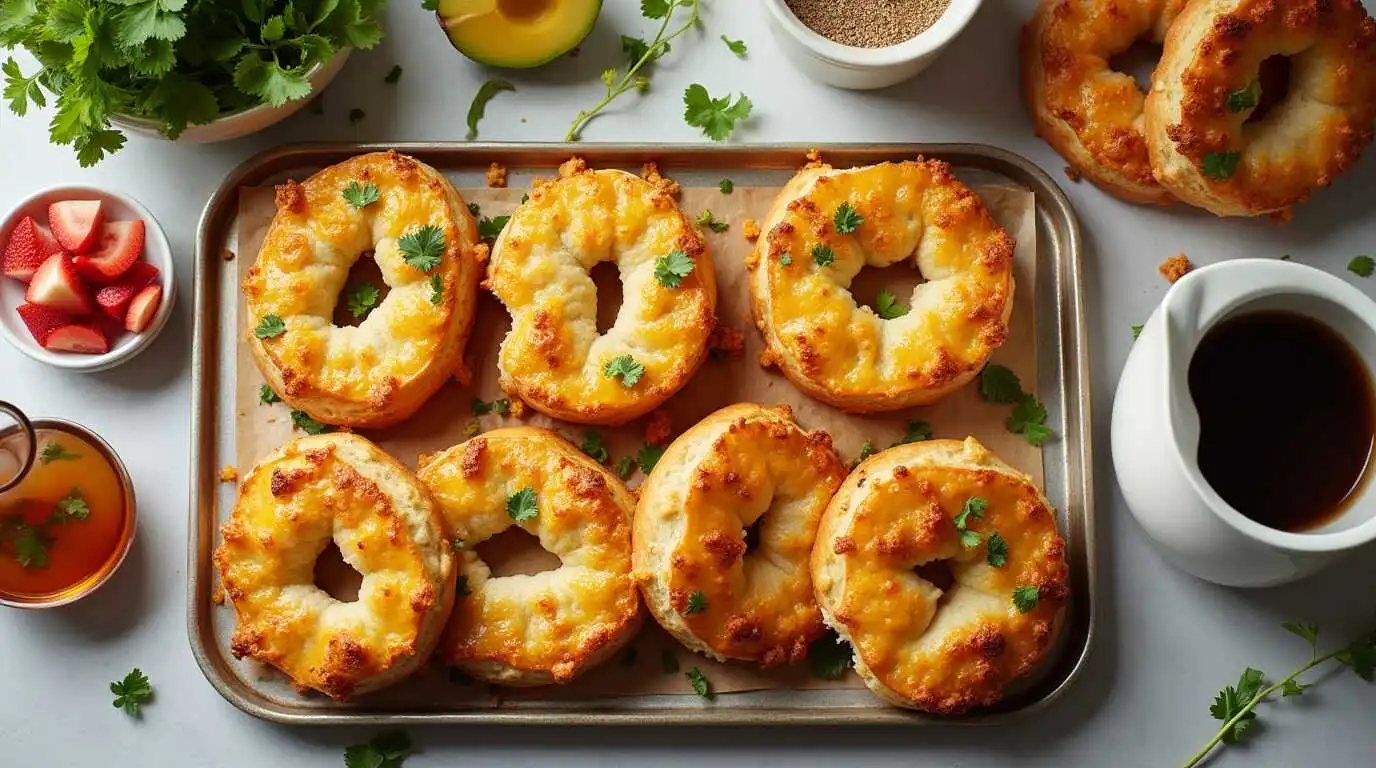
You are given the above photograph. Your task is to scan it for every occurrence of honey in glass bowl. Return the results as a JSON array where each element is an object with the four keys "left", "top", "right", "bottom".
[{"left": 0, "top": 422, "right": 136, "bottom": 608}]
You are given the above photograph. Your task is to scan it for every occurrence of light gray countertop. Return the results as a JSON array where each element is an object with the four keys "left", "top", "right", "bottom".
[{"left": 2, "top": 1, "right": 1374, "bottom": 766}]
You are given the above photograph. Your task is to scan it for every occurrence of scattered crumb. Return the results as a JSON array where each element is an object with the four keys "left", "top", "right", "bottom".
[
  {"left": 464, "top": 420, "right": 481, "bottom": 438},
  {"left": 1159, "top": 252, "right": 1193, "bottom": 283},
  {"left": 222, "top": 248, "right": 236, "bottom": 262},
  {"left": 758, "top": 348, "right": 780, "bottom": 369},
  {"left": 645, "top": 409, "right": 672, "bottom": 446},
  {"left": 742, "top": 218, "right": 761, "bottom": 242},
  {"left": 709, "top": 324, "right": 746, "bottom": 361},
  {"left": 804, "top": 149, "right": 825, "bottom": 169},
  {"left": 558, "top": 156, "right": 588, "bottom": 179},
  {"left": 486, "top": 162, "right": 508, "bottom": 188},
  {"left": 473, "top": 242, "right": 490, "bottom": 266},
  {"left": 1269, "top": 208, "right": 1294, "bottom": 223},
  {"left": 520, "top": 117, "right": 527, "bottom": 123},
  {"left": 640, "top": 162, "right": 681, "bottom": 198},
  {"left": 509, "top": 398, "right": 527, "bottom": 418},
  {"left": 1064, "top": 166, "right": 1081, "bottom": 183},
  {"left": 219, "top": 465, "right": 238, "bottom": 482}
]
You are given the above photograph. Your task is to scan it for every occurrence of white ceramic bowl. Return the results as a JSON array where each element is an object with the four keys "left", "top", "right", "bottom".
[
  {"left": 0, "top": 185, "right": 175, "bottom": 373},
  {"left": 763, "top": 0, "right": 983, "bottom": 89},
  {"left": 108, "top": 50, "right": 350, "bottom": 143}
]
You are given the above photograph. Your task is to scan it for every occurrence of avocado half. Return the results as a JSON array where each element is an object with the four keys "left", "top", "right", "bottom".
[{"left": 437, "top": 0, "right": 603, "bottom": 69}]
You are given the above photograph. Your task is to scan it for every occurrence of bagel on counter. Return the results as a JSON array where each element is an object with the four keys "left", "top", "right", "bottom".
[
  {"left": 416, "top": 428, "right": 642, "bottom": 685},
  {"left": 633, "top": 404, "right": 846, "bottom": 665},
  {"left": 213, "top": 433, "right": 456, "bottom": 700},
  {"left": 1146, "top": 0, "right": 1376, "bottom": 217},
  {"left": 486, "top": 157, "right": 716, "bottom": 426},
  {"left": 749, "top": 158, "right": 1015, "bottom": 412},
  {"left": 245, "top": 151, "right": 482, "bottom": 428},
  {"left": 811, "top": 438, "right": 1069, "bottom": 714},
  {"left": 1022, "top": 0, "right": 1186, "bottom": 204}
]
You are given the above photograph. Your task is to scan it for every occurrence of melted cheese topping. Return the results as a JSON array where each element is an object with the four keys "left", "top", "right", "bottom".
[
  {"left": 213, "top": 434, "right": 454, "bottom": 700},
  {"left": 750, "top": 159, "right": 1014, "bottom": 412},
  {"left": 811, "top": 438, "right": 1069, "bottom": 715},
  {"left": 486, "top": 160, "right": 716, "bottom": 425},
  {"left": 417, "top": 428, "right": 641, "bottom": 685},
  {"left": 244, "top": 151, "right": 482, "bottom": 427},
  {"left": 633, "top": 404, "right": 846, "bottom": 666}
]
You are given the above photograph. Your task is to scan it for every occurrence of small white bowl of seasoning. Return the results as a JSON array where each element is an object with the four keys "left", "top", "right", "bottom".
[{"left": 763, "top": 0, "right": 983, "bottom": 90}]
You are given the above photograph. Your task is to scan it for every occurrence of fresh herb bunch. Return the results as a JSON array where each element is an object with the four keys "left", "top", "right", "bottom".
[
  {"left": 1185, "top": 622, "right": 1376, "bottom": 767},
  {"left": 1, "top": 0, "right": 387, "bottom": 166}
]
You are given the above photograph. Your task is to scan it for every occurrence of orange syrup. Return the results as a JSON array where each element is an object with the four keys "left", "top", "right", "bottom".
[{"left": 0, "top": 428, "right": 131, "bottom": 602}]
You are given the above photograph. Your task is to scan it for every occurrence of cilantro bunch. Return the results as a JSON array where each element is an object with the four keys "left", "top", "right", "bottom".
[{"left": 1, "top": 0, "right": 387, "bottom": 166}]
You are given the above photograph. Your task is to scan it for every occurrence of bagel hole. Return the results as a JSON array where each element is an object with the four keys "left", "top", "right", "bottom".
[
  {"left": 743, "top": 517, "right": 764, "bottom": 556},
  {"left": 589, "top": 261, "right": 623, "bottom": 335},
  {"left": 331, "top": 251, "right": 391, "bottom": 328},
  {"left": 1247, "top": 55, "right": 1293, "bottom": 124},
  {"left": 1107, "top": 41, "right": 1163, "bottom": 93},
  {"left": 912, "top": 559, "right": 956, "bottom": 605},
  {"left": 475, "top": 528, "right": 561, "bottom": 577},
  {"left": 313, "top": 541, "right": 363, "bottom": 603},
  {"left": 851, "top": 262, "right": 925, "bottom": 319}
]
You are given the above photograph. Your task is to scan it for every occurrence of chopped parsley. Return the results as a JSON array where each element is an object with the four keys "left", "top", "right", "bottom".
[
  {"left": 55, "top": 488, "right": 89, "bottom": 523},
  {"left": 258, "top": 385, "right": 281, "bottom": 405},
  {"left": 684, "top": 591, "right": 707, "bottom": 614},
  {"left": 614, "top": 456, "right": 636, "bottom": 480},
  {"left": 780, "top": 252, "right": 793, "bottom": 266},
  {"left": 807, "top": 631, "right": 853, "bottom": 679},
  {"left": 341, "top": 181, "right": 379, "bottom": 209},
  {"left": 398, "top": 225, "right": 445, "bottom": 272},
  {"left": 581, "top": 431, "right": 609, "bottom": 464},
  {"left": 718, "top": 178, "right": 734, "bottom": 194},
  {"left": 344, "top": 284, "right": 380, "bottom": 320},
  {"left": 874, "top": 289, "right": 908, "bottom": 319},
  {"left": 636, "top": 443, "right": 665, "bottom": 474},
  {"left": 833, "top": 202, "right": 863, "bottom": 234},
  {"left": 654, "top": 250, "right": 696, "bottom": 288},
  {"left": 429, "top": 274, "right": 444, "bottom": 305},
  {"left": 812, "top": 244, "right": 835, "bottom": 267},
  {"left": 1226, "top": 81, "right": 1260, "bottom": 113},
  {"left": 720, "top": 34, "right": 747, "bottom": 58},
  {"left": 1348, "top": 256, "right": 1374, "bottom": 278},
  {"left": 506, "top": 487, "right": 538, "bottom": 522},
  {"left": 1202, "top": 150, "right": 1241, "bottom": 181},
  {"left": 471, "top": 398, "right": 511, "bottom": 416},
  {"left": 39, "top": 443, "right": 79, "bottom": 464},
  {"left": 892, "top": 420, "right": 932, "bottom": 446},
  {"left": 986, "top": 532, "right": 1008, "bottom": 568},
  {"left": 953, "top": 497, "right": 987, "bottom": 548},
  {"left": 696, "top": 210, "right": 728, "bottom": 233},
  {"left": 683, "top": 83, "right": 752, "bottom": 142},
  {"left": 686, "top": 667, "right": 713, "bottom": 697},
  {"left": 478, "top": 215, "right": 510, "bottom": 244},
  {"left": 110, "top": 668, "right": 153, "bottom": 717},
  {"left": 1012, "top": 585, "right": 1040, "bottom": 614},
  {"left": 604, "top": 355, "right": 646, "bottom": 387},
  {"left": 290, "top": 410, "right": 330, "bottom": 435},
  {"left": 254, "top": 314, "right": 286, "bottom": 339}
]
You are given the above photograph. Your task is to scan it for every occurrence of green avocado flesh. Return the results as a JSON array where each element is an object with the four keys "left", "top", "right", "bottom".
[{"left": 438, "top": 0, "right": 603, "bottom": 69}]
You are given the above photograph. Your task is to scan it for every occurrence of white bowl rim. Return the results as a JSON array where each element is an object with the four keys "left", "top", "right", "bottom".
[
  {"left": 0, "top": 184, "right": 176, "bottom": 372},
  {"left": 763, "top": 0, "right": 984, "bottom": 66}
]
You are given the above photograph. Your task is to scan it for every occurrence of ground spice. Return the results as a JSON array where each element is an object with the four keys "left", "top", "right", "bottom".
[{"left": 786, "top": 0, "right": 952, "bottom": 48}]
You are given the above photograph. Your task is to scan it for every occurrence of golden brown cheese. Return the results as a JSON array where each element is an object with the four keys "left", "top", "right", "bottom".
[
  {"left": 244, "top": 151, "right": 482, "bottom": 427},
  {"left": 633, "top": 404, "right": 846, "bottom": 666},
  {"left": 486, "top": 159, "right": 716, "bottom": 425},
  {"left": 1022, "top": 0, "right": 1186, "bottom": 204},
  {"left": 1146, "top": 0, "right": 1376, "bottom": 216},
  {"left": 416, "top": 428, "right": 642, "bottom": 685},
  {"left": 811, "top": 438, "right": 1069, "bottom": 715},
  {"left": 749, "top": 159, "right": 1014, "bottom": 412},
  {"left": 213, "top": 433, "right": 455, "bottom": 700}
]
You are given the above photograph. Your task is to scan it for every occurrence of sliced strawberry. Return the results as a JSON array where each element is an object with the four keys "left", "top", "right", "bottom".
[
  {"left": 43, "top": 323, "right": 110, "bottom": 354},
  {"left": 91, "top": 310, "right": 126, "bottom": 345},
  {"left": 74, "top": 220, "right": 144, "bottom": 282},
  {"left": 124, "top": 284, "right": 162, "bottom": 332},
  {"left": 48, "top": 200, "right": 104, "bottom": 253},
  {"left": 2, "top": 216, "right": 65, "bottom": 282},
  {"left": 94, "top": 260, "right": 161, "bottom": 319},
  {"left": 25, "top": 253, "right": 93, "bottom": 315},
  {"left": 16, "top": 302, "right": 76, "bottom": 346}
]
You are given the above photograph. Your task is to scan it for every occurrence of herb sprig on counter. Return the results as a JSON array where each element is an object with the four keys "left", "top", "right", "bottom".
[
  {"left": 467, "top": 79, "right": 515, "bottom": 140},
  {"left": 111, "top": 668, "right": 153, "bottom": 717},
  {"left": 683, "top": 83, "right": 752, "bottom": 142},
  {"left": 979, "top": 364, "right": 1053, "bottom": 447},
  {"left": 345, "top": 731, "right": 413, "bottom": 768},
  {"left": 1184, "top": 623, "right": 1376, "bottom": 767},
  {"left": 566, "top": 0, "right": 701, "bottom": 141}
]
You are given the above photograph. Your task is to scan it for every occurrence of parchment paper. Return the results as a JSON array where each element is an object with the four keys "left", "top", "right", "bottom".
[{"left": 229, "top": 174, "right": 1038, "bottom": 701}]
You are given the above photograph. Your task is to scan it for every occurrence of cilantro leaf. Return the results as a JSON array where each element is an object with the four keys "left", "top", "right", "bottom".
[
  {"left": 506, "top": 487, "right": 538, "bottom": 522},
  {"left": 258, "top": 385, "right": 281, "bottom": 405},
  {"left": 615, "top": 456, "right": 636, "bottom": 480},
  {"left": 1226, "top": 81, "right": 1260, "bottom": 113},
  {"left": 1282, "top": 680, "right": 1307, "bottom": 697},
  {"left": 718, "top": 179, "right": 734, "bottom": 194},
  {"left": 720, "top": 34, "right": 747, "bottom": 58},
  {"left": 1282, "top": 622, "right": 1320, "bottom": 655},
  {"left": 478, "top": 215, "right": 510, "bottom": 244},
  {"left": 604, "top": 355, "right": 646, "bottom": 387},
  {"left": 621, "top": 35, "right": 668, "bottom": 68},
  {"left": 812, "top": 244, "right": 835, "bottom": 267},
  {"left": 641, "top": 0, "right": 673, "bottom": 19},
  {"left": 979, "top": 364, "right": 1024, "bottom": 403},
  {"left": 855, "top": 440, "right": 875, "bottom": 465},
  {"left": 892, "top": 420, "right": 932, "bottom": 446},
  {"left": 56, "top": 487, "right": 89, "bottom": 522},
  {"left": 384, "top": 65, "right": 403, "bottom": 84},
  {"left": 1210, "top": 668, "right": 1265, "bottom": 744},
  {"left": 686, "top": 667, "right": 712, "bottom": 697},
  {"left": 13, "top": 526, "right": 48, "bottom": 569},
  {"left": 684, "top": 591, "right": 707, "bottom": 614},
  {"left": 808, "top": 631, "right": 853, "bottom": 679},
  {"left": 833, "top": 202, "right": 863, "bottom": 234},
  {"left": 953, "top": 497, "right": 986, "bottom": 548},
  {"left": 636, "top": 443, "right": 664, "bottom": 474},
  {"left": 1202, "top": 151, "right": 1241, "bottom": 181},
  {"left": 780, "top": 252, "right": 792, "bottom": 266},
  {"left": 233, "top": 54, "right": 312, "bottom": 108},
  {"left": 342, "top": 181, "right": 380, "bottom": 209},
  {"left": 40, "top": 443, "right": 79, "bottom": 464},
  {"left": 1132, "top": 324, "right": 1144, "bottom": 339},
  {"left": 1008, "top": 395, "right": 1053, "bottom": 446},
  {"left": 581, "top": 431, "right": 609, "bottom": 464},
  {"left": 696, "top": 210, "right": 728, "bottom": 233},
  {"left": 344, "top": 731, "right": 413, "bottom": 768},
  {"left": 466, "top": 79, "right": 514, "bottom": 140},
  {"left": 348, "top": 108, "right": 365, "bottom": 125},
  {"left": 255, "top": 314, "right": 286, "bottom": 339},
  {"left": 398, "top": 225, "right": 445, "bottom": 272},
  {"left": 1337, "top": 637, "right": 1376, "bottom": 681},
  {"left": 1348, "top": 256, "right": 1374, "bottom": 278},
  {"left": 110, "top": 668, "right": 153, "bottom": 717},
  {"left": 874, "top": 290, "right": 908, "bottom": 320},
  {"left": 345, "top": 284, "right": 380, "bottom": 320},
  {"left": 471, "top": 398, "right": 511, "bottom": 416},
  {"left": 661, "top": 648, "right": 680, "bottom": 673},
  {"left": 986, "top": 532, "right": 1008, "bottom": 567},
  {"left": 3, "top": 57, "right": 45, "bottom": 117},
  {"left": 683, "top": 83, "right": 752, "bottom": 142},
  {"left": 430, "top": 274, "right": 444, "bottom": 305},
  {"left": 655, "top": 250, "right": 696, "bottom": 287},
  {"left": 1012, "top": 585, "right": 1040, "bottom": 614},
  {"left": 290, "top": 410, "right": 330, "bottom": 435}
]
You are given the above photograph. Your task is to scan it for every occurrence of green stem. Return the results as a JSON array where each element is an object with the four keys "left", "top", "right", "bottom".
[
  {"left": 1181, "top": 651, "right": 1336, "bottom": 768},
  {"left": 564, "top": 0, "right": 701, "bottom": 141}
]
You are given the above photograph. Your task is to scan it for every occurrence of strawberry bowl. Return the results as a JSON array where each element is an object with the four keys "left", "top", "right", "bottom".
[{"left": 0, "top": 185, "right": 174, "bottom": 373}]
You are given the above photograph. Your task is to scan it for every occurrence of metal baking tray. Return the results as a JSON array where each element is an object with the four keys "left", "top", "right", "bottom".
[{"left": 189, "top": 143, "right": 1094, "bottom": 725}]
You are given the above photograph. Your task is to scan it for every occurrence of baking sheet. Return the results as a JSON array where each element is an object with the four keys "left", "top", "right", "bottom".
[{"left": 189, "top": 142, "right": 1095, "bottom": 725}]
